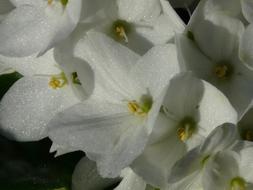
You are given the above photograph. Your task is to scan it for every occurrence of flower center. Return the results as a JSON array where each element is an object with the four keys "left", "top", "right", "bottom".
[
  {"left": 112, "top": 20, "right": 131, "bottom": 43},
  {"left": 127, "top": 94, "right": 153, "bottom": 117},
  {"left": 71, "top": 72, "right": 81, "bottom": 85},
  {"left": 48, "top": 0, "right": 68, "bottom": 6},
  {"left": 177, "top": 117, "right": 196, "bottom": 142},
  {"left": 230, "top": 177, "right": 246, "bottom": 190},
  {"left": 214, "top": 61, "right": 234, "bottom": 80},
  {"left": 243, "top": 130, "right": 253, "bottom": 141},
  {"left": 49, "top": 72, "right": 68, "bottom": 89}
]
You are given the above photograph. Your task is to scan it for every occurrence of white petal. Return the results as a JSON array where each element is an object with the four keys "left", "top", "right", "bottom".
[
  {"left": 197, "top": 81, "right": 238, "bottom": 137},
  {"left": 0, "top": 76, "right": 78, "bottom": 141},
  {"left": 0, "top": 62, "right": 14, "bottom": 75},
  {"left": 189, "top": 1, "right": 245, "bottom": 62},
  {"left": 132, "top": 130, "right": 185, "bottom": 188},
  {"left": 239, "top": 24, "right": 253, "bottom": 70},
  {"left": 168, "top": 147, "right": 202, "bottom": 184},
  {"left": 162, "top": 72, "right": 204, "bottom": 119},
  {"left": 130, "top": 44, "right": 180, "bottom": 99},
  {"left": 200, "top": 123, "right": 240, "bottom": 154},
  {"left": 114, "top": 168, "right": 146, "bottom": 190},
  {"left": 204, "top": 0, "right": 241, "bottom": 17},
  {"left": 203, "top": 151, "right": 239, "bottom": 190},
  {"left": 169, "top": 171, "right": 203, "bottom": 190},
  {"left": 175, "top": 34, "right": 213, "bottom": 78},
  {"left": 0, "top": 5, "right": 53, "bottom": 57},
  {"left": 72, "top": 157, "right": 118, "bottom": 190},
  {"left": 74, "top": 31, "right": 141, "bottom": 101},
  {"left": 0, "top": 49, "right": 60, "bottom": 76},
  {"left": 238, "top": 146, "right": 253, "bottom": 182},
  {"left": 241, "top": 0, "right": 253, "bottom": 23},
  {"left": 116, "top": 0, "right": 161, "bottom": 22},
  {"left": 9, "top": 0, "right": 44, "bottom": 7},
  {"left": 49, "top": 101, "right": 148, "bottom": 178}
]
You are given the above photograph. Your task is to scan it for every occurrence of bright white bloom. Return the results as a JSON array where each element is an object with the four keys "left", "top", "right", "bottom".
[
  {"left": 0, "top": 48, "right": 92, "bottom": 141},
  {"left": 81, "top": 0, "right": 184, "bottom": 54},
  {"left": 168, "top": 124, "right": 240, "bottom": 190},
  {"left": 176, "top": 0, "right": 253, "bottom": 118},
  {"left": 203, "top": 145, "right": 253, "bottom": 190},
  {"left": 0, "top": 62, "right": 14, "bottom": 75},
  {"left": 0, "top": 0, "right": 82, "bottom": 57},
  {"left": 48, "top": 31, "right": 180, "bottom": 178},
  {"left": 131, "top": 73, "right": 237, "bottom": 188}
]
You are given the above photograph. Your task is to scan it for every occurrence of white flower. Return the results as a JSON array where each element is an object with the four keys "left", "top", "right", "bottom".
[
  {"left": 48, "top": 31, "right": 180, "bottom": 178},
  {"left": 0, "top": 0, "right": 82, "bottom": 57},
  {"left": 202, "top": 147, "right": 253, "bottom": 190},
  {"left": 175, "top": 0, "right": 253, "bottom": 118},
  {"left": 0, "top": 48, "right": 92, "bottom": 141},
  {"left": 81, "top": 0, "right": 184, "bottom": 54},
  {"left": 168, "top": 123, "right": 240, "bottom": 190},
  {"left": 131, "top": 73, "right": 237, "bottom": 188}
]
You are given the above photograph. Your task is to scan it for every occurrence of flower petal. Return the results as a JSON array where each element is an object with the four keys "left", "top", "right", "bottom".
[
  {"left": 241, "top": 0, "right": 253, "bottom": 23},
  {"left": 197, "top": 81, "right": 238, "bottom": 137},
  {"left": 203, "top": 151, "right": 239, "bottom": 190},
  {"left": 114, "top": 168, "right": 146, "bottom": 190},
  {"left": 74, "top": 31, "right": 141, "bottom": 101},
  {"left": 189, "top": 1, "right": 244, "bottom": 62},
  {"left": 132, "top": 129, "right": 185, "bottom": 188},
  {"left": 0, "top": 5, "right": 51, "bottom": 56},
  {"left": 162, "top": 72, "right": 204, "bottom": 120},
  {"left": 116, "top": 0, "right": 161, "bottom": 22},
  {"left": 0, "top": 76, "right": 78, "bottom": 141},
  {"left": 49, "top": 101, "right": 148, "bottom": 178},
  {"left": 130, "top": 44, "right": 180, "bottom": 99},
  {"left": 72, "top": 157, "right": 118, "bottom": 190},
  {"left": 0, "top": 49, "right": 60, "bottom": 76},
  {"left": 200, "top": 123, "right": 240, "bottom": 154},
  {"left": 239, "top": 24, "right": 253, "bottom": 70}
]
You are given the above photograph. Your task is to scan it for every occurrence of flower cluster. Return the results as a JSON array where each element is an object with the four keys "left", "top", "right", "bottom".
[{"left": 0, "top": 0, "right": 253, "bottom": 189}]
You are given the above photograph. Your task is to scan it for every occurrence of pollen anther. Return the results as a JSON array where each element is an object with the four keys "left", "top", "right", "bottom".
[{"left": 49, "top": 72, "right": 68, "bottom": 89}]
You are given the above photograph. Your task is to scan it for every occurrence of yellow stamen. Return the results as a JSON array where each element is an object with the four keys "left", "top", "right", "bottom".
[
  {"left": 230, "top": 177, "right": 246, "bottom": 190},
  {"left": 127, "top": 101, "right": 146, "bottom": 116},
  {"left": 48, "top": 0, "right": 53, "bottom": 5},
  {"left": 115, "top": 26, "right": 128, "bottom": 42},
  {"left": 214, "top": 65, "right": 228, "bottom": 78},
  {"left": 177, "top": 117, "right": 196, "bottom": 142},
  {"left": 49, "top": 72, "right": 68, "bottom": 89}
]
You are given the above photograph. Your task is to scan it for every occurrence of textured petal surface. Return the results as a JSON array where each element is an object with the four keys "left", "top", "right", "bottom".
[
  {"left": 241, "top": 0, "right": 253, "bottom": 23},
  {"left": 49, "top": 101, "right": 148, "bottom": 178},
  {"left": 130, "top": 44, "right": 180, "bottom": 99},
  {"left": 116, "top": 0, "right": 161, "bottom": 22},
  {"left": 0, "top": 49, "right": 60, "bottom": 76},
  {"left": 200, "top": 123, "right": 239, "bottom": 154},
  {"left": 72, "top": 157, "right": 118, "bottom": 190},
  {"left": 239, "top": 24, "right": 253, "bottom": 70},
  {"left": 0, "top": 5, "right": 51, "bottom": 56},
  {"left": 162, "top": 72, "right": 204, "bottom": 120},
  {"left": 238, "top": 146, "right": 253, "bottom": 182},
  {"left": 197, "top": 81, "right": 238, "bottom": 137},
  {"left": 114, "top": 168, "right": 146, "bottom": 190},
  {"left": 0, "top": 76, "right": 78, "bottom": 141},
  {"left": 203, "top": 151, "right": 239, "bottom": 190},
  {"left": 74, "top": 31, "right": 141, "bottom": 102}
]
